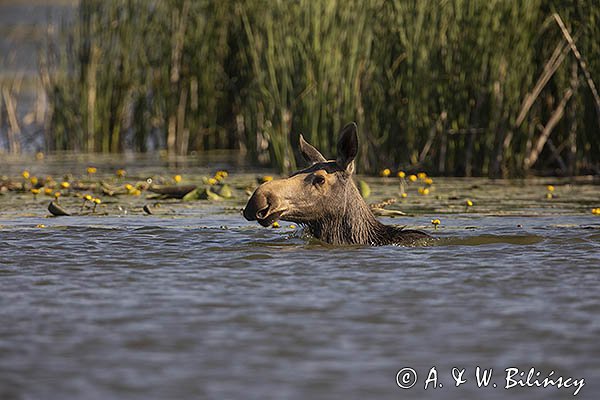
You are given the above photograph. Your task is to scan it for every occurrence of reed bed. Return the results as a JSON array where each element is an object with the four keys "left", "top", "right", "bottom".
[{"left": 34, "top": 0, "right": 600, "bottom": 176}]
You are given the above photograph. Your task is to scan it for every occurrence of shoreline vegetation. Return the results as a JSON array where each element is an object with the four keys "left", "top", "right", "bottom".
[{"left": 0, "top": 1, "right": 599, "bottom": 177}]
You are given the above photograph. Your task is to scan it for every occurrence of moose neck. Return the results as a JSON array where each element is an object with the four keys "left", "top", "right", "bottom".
[{"left": 304, "top": 180, "right": 388, "bottom": 245}]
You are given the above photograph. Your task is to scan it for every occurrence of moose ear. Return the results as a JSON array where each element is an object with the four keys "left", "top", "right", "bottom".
[
  {"left": 299, "top": 134, "right": 326, "bottom": 164},
  {"left": 336, "top": 122, "right": 358, "bottom": 172}
]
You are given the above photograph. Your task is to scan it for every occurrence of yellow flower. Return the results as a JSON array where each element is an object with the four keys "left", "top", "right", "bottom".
[
  {"left": 546, "top": 185, "right": 555, "bottom": 192},
  {"left": 260, "top": 175, "right": 273, "bottom": 184},
  {"left": 91, "top": 198, "right": 101, "bottom": 212},
  {"left": 35, "top": 151, "right": 44, "bottom": 160},
  {"left": 173, "top": 175, "right": 182, "bottom": 183},
  {"left": 84, "top": 194, "right": 93, "bottom": 201},
  {"left": 397, "top": 171, "right": 406, "bottom": 178},
  {"left": 31, "top": 188, "right": 41, "bottom": 196},
  {"left": 36, "top": 224, "right": 46, "bottom": 228},
  {"left": 207, "top": 177, "right": 218, "bottom": 185},
  {"left": 116, "top": 169, "right": 126, "bottom": 178},
  {"left": 418, "top": 187, "right": 430, "bottom": 195},
  {"left": 546, "top": 193, "right": 553, "bottom": 199},
  {"left": 431, "top": 219, "right": 441, "bottom": 230},
  {"left": 86, "top": 166, "right": 97, "bottom": 175},
  {"left": 30, "top": 176, "right": 39, "bottom": 185},
  {"left": 22, "top": 170, "right": 30, "bottom": 179},
  {"left": 417, "top": 172, "right": 427, "bottom": 180},
  {"left": 61, "top": 182, "right": 70, "bottom": 189},
  {"left": 466, "top": 199, "right": 474, "bottom": 207},
  {"left": 125, "top": 183, "right": 133, "bottom": 191},
  {"left": 401, "top": 192, "right": 408, "bottom": 198},
  {"left": 54, "top": 192, "right": 61, "bottom": 199},
  {"left": 216, "top": 170, "right": 228, "bottom": 178},
  {"left": 408, "top": 174, "right": 417, "bottom": 182},
  {"left": 380, "top": 168, "right": 391, "bottom": 177},
  {"left": 271, "top": 221, "right": 280, "bottom": 228},
  {"left": 424, "top": 177, "right": 433, "bottom": 185},
  {"left": 289, "top": 224, "right": 296, "bottom": 229},
  {"left": 592, "top": 208, "right": 600, "bottom": 215},
  {"left": 44, "top": 188, "right": 54, "bottom": 196},
  {"left": 132, "top": 189, "right": 141, "bottom": 196}
]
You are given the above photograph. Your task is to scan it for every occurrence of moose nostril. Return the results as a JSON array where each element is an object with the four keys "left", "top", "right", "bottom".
[{"left": 256, "top": 206, "right": 270, "bottom": 219}]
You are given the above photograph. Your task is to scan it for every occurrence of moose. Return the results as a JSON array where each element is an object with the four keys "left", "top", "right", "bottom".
[{"left": 243, "top": 122, "right": 431, "bottom": 246}]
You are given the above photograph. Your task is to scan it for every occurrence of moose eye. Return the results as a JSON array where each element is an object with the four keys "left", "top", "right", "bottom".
[{"left": 313, "top": 175, "right": 326, "bottom": 186}]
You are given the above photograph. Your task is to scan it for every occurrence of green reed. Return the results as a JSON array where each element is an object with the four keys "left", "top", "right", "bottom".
[{"left": 41, "top": 0, "right": 600, "bottom": 176}]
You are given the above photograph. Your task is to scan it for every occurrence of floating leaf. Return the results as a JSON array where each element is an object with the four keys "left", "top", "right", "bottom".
[
  {"left": 48, "top": 201, "right": 71, "bottom": 217},
  {"left": 214, "top": 184, "right": 233, "bottom": 198},
  {"left": 358, "top": 180, "right": 370, "bottom": 199},
  {"left": 183, "top": 187, "right": 222, "bottom": 201}
]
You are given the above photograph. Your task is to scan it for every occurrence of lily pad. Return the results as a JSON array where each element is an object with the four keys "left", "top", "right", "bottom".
[
  {"left": 182, "top": 187, "right": 222, "bottom": 201},
  {"left": 48, "top": 201, "right": 71, "bottom": 216},
  {"left": 358, "top": 180, "right": 371, "bottom": 199},
  {"left": 214, "top": 184, "right": 233, "bottom": 198}
]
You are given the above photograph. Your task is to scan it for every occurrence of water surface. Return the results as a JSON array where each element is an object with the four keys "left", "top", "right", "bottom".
[{"left": 1, "top": 166, "right": 599, "bottom": 399}]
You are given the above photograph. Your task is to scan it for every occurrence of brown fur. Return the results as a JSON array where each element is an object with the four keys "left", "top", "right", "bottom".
[{"left": 243, "top": 123, "right": 430, "bottom": 246}]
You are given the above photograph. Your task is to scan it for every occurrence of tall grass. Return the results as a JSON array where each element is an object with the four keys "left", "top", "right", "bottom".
[{"left": 40, "top": 0, "right": 600, "bottom": 176}]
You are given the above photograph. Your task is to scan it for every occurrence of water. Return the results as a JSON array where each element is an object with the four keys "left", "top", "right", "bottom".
[{"left": 1, "top": 165, "right": 599, "bottom": 399}]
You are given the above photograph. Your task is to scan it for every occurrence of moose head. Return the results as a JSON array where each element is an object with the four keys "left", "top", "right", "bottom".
[{"left": 243, "top": 123, "right": 429, "bottom": 245}]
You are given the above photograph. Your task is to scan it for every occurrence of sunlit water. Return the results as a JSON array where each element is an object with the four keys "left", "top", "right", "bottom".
[{"left": 0, "top": 159, "right": 599, "bottom": 399}]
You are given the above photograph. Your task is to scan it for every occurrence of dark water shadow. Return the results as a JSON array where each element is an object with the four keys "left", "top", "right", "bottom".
[{"left": 437, "top": 233, "right": 544, "bottom": 246}]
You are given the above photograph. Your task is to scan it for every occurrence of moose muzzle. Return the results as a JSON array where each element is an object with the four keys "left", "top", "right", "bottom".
[{"left": 243, "top": 181, "right": 288, "bottom": 227}]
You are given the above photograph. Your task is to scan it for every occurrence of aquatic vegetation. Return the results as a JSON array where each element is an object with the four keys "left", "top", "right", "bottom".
[
  {"left": 81, "top": 194, "right": 93, "bottom": 211},
  {"left": 214, "top": 184, "right": 233, "bottom": 199},
  {"left": 358, "top": 180, "right": 371, "bottom": 199},
  {"left": 215, "top": 171, "right": 228, "bottom": 180},
  {"left": 48, "top": 201, "right": 70, "bottom": 216},
  {"left": 92, "top": 198, "right": 101, "bottom": 212},
  {"left": 380, "top": 169, "right": 391, "bottom": 177},
  {"left": 38, "top": 1, "right": 600, "bottom": 176},
  {"left": 0, "top": 160, "right": 597, "bottom": 223}
]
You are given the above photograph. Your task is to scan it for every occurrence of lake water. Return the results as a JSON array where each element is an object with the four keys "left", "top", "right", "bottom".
[{"left": 0, "top": 156, "right": 599, "bottom": 399}]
